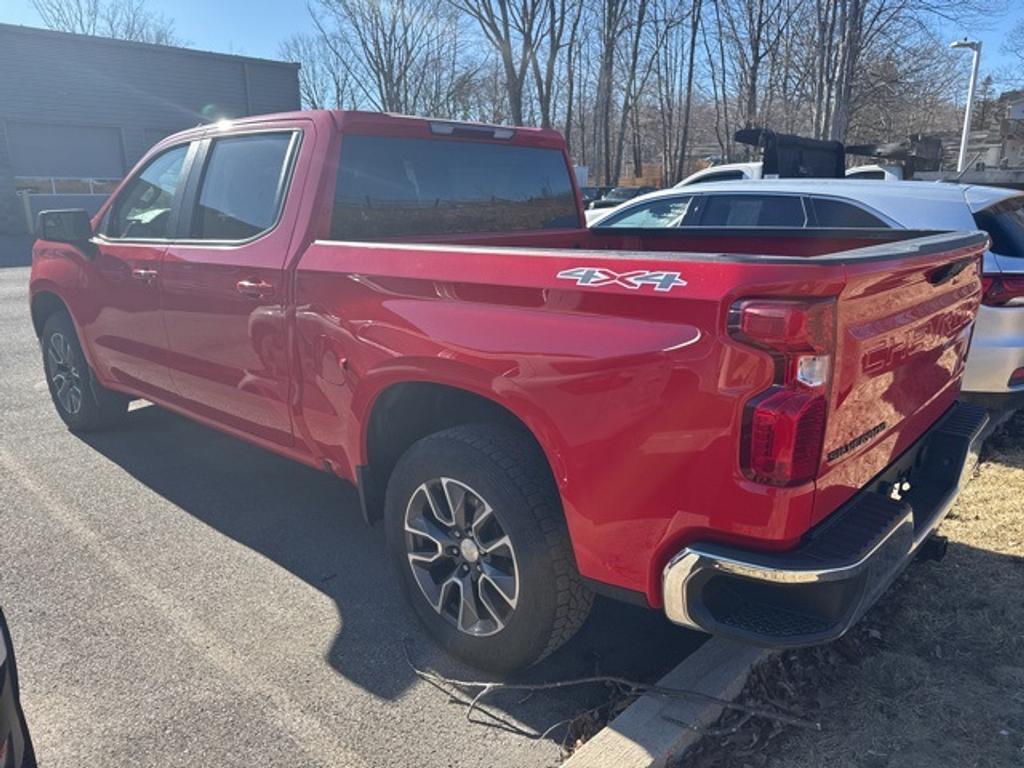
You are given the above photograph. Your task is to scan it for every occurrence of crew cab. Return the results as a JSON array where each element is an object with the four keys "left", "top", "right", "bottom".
[{"left": 30, "top": 111, "right": 988, "bottom": 671}]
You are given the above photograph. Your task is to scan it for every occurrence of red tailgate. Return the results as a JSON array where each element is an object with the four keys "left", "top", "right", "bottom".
[{"left": 812, "top": 234, "right": 985, "bottom": 523}]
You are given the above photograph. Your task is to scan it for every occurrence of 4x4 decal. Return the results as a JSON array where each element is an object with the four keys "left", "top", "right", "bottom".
[{"left": 556, "top": 266, "right": 687, "bottom": 292}]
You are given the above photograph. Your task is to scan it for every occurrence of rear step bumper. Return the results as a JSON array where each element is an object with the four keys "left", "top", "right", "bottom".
[{"left": 662, "top": 401, "right": 988, "bottom": 646}]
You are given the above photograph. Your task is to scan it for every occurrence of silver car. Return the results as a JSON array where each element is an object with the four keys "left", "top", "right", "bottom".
[{"left": 590, "top": 179, "right": 1024, "bottom": 407}]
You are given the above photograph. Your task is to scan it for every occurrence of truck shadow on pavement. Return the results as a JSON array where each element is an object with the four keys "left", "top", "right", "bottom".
[{"left": 76, "top": 403, "right": 705, "bottom": 739}]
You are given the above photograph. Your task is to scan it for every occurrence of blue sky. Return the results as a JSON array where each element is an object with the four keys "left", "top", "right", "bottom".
[
  {"left": 1, "top": 0, "right": 315, "bottom": 60},
  {"left": 1, "top": 0, "right": 1021, "bottom": 72}
]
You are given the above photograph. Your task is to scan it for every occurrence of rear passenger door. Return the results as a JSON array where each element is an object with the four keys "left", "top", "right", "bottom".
[{"left": 160, "top": 128, "right": 302, "bottom": 449}]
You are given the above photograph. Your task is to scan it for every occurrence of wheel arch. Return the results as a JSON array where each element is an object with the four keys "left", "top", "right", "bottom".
[
  {"left": 30, "top": 289, "right": 70, "bottom": 339},
  {"left": 357, "top": 380, "right": 567, "bottom": 527}
]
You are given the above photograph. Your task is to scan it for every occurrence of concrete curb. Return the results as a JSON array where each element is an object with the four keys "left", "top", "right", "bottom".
[{"left": 563, "top": 638, "right": 770, "bottom": 768}]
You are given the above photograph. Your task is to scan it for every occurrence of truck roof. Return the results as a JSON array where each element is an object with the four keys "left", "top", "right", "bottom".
[{"left": 154, "top": 109, "right": 566, "bottom": 150}]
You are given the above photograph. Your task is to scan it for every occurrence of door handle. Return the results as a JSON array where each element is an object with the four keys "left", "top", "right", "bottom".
[
  {"left": 131, "top": 268, "right": 158, "bottom": 284},
  {"left": 235, "top": 279, "right": 275, "bottom": 299}
]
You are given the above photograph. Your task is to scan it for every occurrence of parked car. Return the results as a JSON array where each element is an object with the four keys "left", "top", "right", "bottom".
[
  {"left": 579, "top": 185, "right": 611, "bottom": 206},
  {"left": 591, "top": 179, "right": 1024, "bottom": 407},
  {"left": 0, "top": 609, "right": 36, "bottom": 768},
  {"left": 31, "top": 111, "right": 988, "bottom": 672},
  {"left": 672, "top": 161, "right": 904, "bottom": 187},
  {"left": 587, "top": 185, "right": 657, "bottom": 211}
]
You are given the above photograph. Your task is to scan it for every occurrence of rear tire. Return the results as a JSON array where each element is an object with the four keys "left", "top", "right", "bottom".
[
  {"left": 385, "top": 423, "right": 593, "bottom": 672},
  {"left": 41, "top": 310, "right": 129, "bottom": 432}
]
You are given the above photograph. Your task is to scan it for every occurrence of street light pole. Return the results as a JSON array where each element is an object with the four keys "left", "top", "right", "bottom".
[{"left": 951, "top": 39, "right": 983, "bottom": 173}]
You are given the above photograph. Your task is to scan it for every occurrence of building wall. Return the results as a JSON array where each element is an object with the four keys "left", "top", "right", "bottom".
[{"left": 0, "top": 23, "right": 300, "bottom": 234}]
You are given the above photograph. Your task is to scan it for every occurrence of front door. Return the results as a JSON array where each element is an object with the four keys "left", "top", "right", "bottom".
[
  {"left": 86, "top": 142, "right": 194, "bottom": 400},
  {"left": 161, "top": 129, "right": 300, "bottom": 449}
]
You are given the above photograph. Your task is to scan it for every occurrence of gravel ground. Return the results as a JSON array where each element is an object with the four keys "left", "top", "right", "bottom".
[
  {"left": 682, "top": 408, "right": 1024, "bottom": 768},
  {"left": 0, "top": 266, "right": 704, "bottom": 768}
]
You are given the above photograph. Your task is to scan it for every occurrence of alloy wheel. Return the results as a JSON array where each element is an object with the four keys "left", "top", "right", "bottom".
[
  {"left": 46, "top": 332, "right": 84, "bottom": 415},
  {"left": 404, "top": 477, "right": 520, "bottom": 637}
]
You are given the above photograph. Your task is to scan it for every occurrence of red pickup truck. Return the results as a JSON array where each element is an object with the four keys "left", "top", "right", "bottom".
[{"left": 30, "top": 110, "right": 988, "bottom": 671}]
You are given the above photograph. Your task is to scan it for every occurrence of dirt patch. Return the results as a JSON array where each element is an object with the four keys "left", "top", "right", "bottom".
[{"left": 681, "top": 410, "right": 1024, "bottom": 768}]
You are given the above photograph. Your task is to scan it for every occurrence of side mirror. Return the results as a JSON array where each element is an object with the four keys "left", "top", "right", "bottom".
[
  {"left": 36, "top": 209, "right": 96, "bottom": 259},
  {"left": 36, "top": 209, "right": 94, "bottom": 244}
]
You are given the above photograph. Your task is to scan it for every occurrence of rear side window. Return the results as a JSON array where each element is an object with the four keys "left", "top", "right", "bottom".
[
  {"left": 192, "top": 133, "right": 293, "bottom": 241},
  {"left": 699, "top": 194, "right": 806, "bottom": 227},
  {"left": 974, "top": 198, "right": 1024, "bottom": 258},
  {"left": 331, "top": 135, "right": 579, "bottom": 240},
  {"left": 811, "top": 198, "right": 889, "bottom": 228},
  {"left": 598, "top": 196, "right": 693, "bottom": 228},
  {"left": 106, "top": 144, "right": 189, "bottom": 239}
]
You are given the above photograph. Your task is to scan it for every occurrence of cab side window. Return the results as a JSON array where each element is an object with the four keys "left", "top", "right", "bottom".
[
  {"left": 191, "top": 133, "right": 294, "bottom": 241},
  {"left": 105, "top": 144, "right": 190, "bottom": 239}
]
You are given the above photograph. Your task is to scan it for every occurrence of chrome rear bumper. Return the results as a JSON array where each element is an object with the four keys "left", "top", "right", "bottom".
[{"left": 662, "top": 402, "right": 988, "bottom": 646}]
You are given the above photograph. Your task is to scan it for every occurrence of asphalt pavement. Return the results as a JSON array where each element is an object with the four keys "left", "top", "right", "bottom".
[{"left": 0, "top": 266, "right": 704, "bottom": 768}]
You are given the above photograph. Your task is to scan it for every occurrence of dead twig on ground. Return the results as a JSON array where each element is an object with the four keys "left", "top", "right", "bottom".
[{"left": 403, "top": 639, "right": 821, "bottom": 744}]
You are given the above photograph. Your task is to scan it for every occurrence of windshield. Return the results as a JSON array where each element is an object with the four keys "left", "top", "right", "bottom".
[{"left": 974, "top": 197, "right": 1024, "bottom": 258}]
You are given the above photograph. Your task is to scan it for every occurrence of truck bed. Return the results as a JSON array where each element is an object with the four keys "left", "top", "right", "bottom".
[{"left": 294, "top": 227, "right": 987, "bottom": 604}]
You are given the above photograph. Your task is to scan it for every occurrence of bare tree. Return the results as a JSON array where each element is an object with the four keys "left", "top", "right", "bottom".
[
  {"left": 279, "top": 33, "right": 352, "bottom": 109},
  {"left": 530, "top": 0, "right": 584, "bottom": 129},
  {"left": 283, "top": 0, "right": 1015, "bottom": 184},
  {"left": 721, "top": 0, "right": 792, "bottom": 130},
  {"left": 675, "top": 0, "right": 701, "bottom": 182},
  {"left": 32, "top": 0, "right": 180, "bottom": 44},
  {"left": 1000, "top": 19, "right": 1024, "bottom": 83},
  {"left": 311, "top": 0, "right": 472, "bottom": 116},
  {"left": 449, "top": 0, "right": 546, "bottom": 126},
  {"left": 592, "top": 0, "right": 632, "bottom": 183}
]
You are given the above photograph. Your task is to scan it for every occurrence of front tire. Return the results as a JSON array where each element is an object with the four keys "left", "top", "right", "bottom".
[
  {"left": 41, "top": 310, "right": 129, "bottom": 432},
  {"left": 385, "top": 423, "right": 593, "bottom": 672}
]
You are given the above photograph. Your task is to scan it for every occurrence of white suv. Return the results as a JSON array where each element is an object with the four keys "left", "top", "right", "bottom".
[{"left": 591, "top": 179, "right": 1024, "bottom": 407}]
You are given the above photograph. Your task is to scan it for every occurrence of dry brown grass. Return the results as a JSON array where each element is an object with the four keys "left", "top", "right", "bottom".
[{"left": 682, "top": 411, "right": 1024, "bottom": 768}]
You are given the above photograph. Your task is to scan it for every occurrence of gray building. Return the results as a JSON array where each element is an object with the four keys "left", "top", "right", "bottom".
[{"left": 0, "top": 23, "right": 300, "bottom": 234}]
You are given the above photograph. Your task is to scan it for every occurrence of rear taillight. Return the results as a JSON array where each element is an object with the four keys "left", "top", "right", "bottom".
[
  {"left": 730, "top": 298, "right": 836, "bottom": 487},
  {"left": 981, "top": 275, "right": 1024, "bottom": 306}
]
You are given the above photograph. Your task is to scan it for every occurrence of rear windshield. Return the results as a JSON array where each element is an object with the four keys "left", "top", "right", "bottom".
[
  {"left": 974, "top": 197, "right": 1024, "bottom": 258},
  {"left": 330, "top": 135, "right": 579, "bottom": 240}
]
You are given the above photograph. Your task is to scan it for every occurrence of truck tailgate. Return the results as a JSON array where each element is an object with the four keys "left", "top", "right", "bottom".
[{"left": 812, "top": 233, "right": 985, "bottom": 523}]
